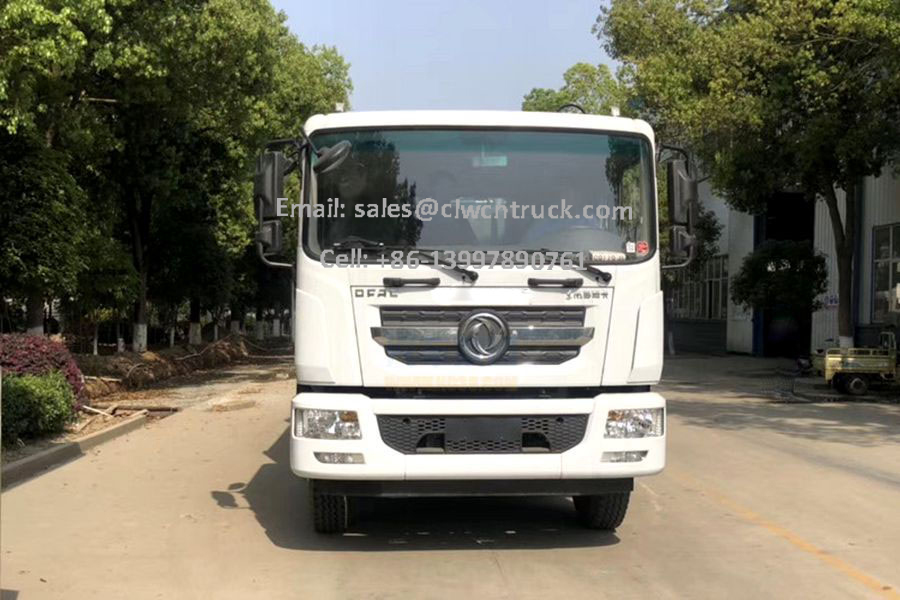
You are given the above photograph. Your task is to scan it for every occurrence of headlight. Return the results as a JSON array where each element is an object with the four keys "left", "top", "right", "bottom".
[
  {"left": 295, "top": 409, "right": 361, "bottom": 439},
  {"left": 605, "top": 408, "right": 664, "bottom": 438}
]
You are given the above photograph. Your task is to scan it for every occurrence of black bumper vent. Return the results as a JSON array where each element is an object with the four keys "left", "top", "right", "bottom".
[{"left": 376, "top": 415, "right": 588, "bottom": 454}]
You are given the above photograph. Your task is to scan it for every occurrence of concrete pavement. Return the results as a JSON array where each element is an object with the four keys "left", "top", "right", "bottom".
[{"left": 2, "top": 356, "right": 899, "bottom": 599}]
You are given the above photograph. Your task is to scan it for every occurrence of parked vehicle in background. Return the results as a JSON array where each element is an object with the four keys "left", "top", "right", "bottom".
[{"left": 824, "top": 331, "right": 898, "bottom": 395}]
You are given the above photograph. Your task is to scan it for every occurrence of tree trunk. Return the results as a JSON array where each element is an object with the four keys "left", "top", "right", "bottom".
[
  {"left": 230, "top": 303, "right": 242, "bottom": 334},
  {"left": 255, "top": 307, "right": 266, "bottom": 341},
  {"left": 822, "top": 184, "right": 857, "bottom": 348},
  {"left": 129, "top": 188, "right": 150, "bottom": 353},
  {"left": 116, "top": 320, "right": 125, "bottom": 353},
  {"left": 132, "top": 272, "right": 148, "bottom": 352},
  {"left": 169, "top": 326, "right": 175, "bottom": 348},
  {"left": 189, "top": 297, "right": 202, "bottom": 346},
  {"left": 25, "top": 294, "right": 43, "bottom": 335},
  {"left": 93, "top": 322, "right": 99, "bottom": 356}
]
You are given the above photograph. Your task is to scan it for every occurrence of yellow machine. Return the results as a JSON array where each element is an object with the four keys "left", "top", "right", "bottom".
[{"left": 823, "top": 332, "right": 897, "bottom": 395}]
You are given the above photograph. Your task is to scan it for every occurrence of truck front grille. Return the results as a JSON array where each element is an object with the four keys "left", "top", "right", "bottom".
[
  {"left": 374, "top": 306, "right": 591, "bottom": 365},
  {"left": 376, "top": 415, "right": 588, "bottom": 454}
]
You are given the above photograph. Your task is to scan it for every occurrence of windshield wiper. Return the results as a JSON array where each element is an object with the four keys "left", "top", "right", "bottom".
[
  {"left": 331, "top": 236, "right": 387, "bottom": 250},
  {"left": 329, "top": 238, "right": 478, "bottom": 282},
  {"left": 410, "top": 249, "right": 479, "bottom": 283},
  {"left": 524, "top": 249, "right": 612, "bottom": 284}
]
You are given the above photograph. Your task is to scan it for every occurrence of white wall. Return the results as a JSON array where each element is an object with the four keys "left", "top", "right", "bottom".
[
  {"left": 811, "top": 171, "right": 900, "bottom": 351},
  {"left": 858, "top": 172, "right": 900, "bottom": 325},
  {"left": 810, "top": 192, "right": 845, "bottom": 350},
  {"left": 726, "top": 209, "right": 755, "bottom": 353},
  {"left": 696, "top": 180, "right": 756, "bottom": 353}
]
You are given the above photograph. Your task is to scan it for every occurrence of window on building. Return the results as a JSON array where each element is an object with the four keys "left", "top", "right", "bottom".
[
  {"left": 670, "top": 255, "right": 729, "bottom": 320},
  {"left": 872, "top": 223, "right": 900, "bottom": 322}
]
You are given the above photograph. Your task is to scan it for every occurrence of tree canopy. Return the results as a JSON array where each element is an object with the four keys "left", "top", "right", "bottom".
[
  {"left": 522, "top": 63, "right": 628, "bottom": 115},
  {"left": 0, "top": 0, "right": 352, "bottom": 348},
  {"left": 600, "top": 0, "right": 900, "bottom": 343}
]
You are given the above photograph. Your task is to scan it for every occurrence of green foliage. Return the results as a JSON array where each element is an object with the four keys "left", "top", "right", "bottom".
[
  {"left": 1, "top": 371, "right": 75, "bottom": 445},
  {"left": 0, "top": 132, "right": 89, "bottom": 298},
  {"left": 731, "top": 240, "right": 828, "bottom": 315},
  {"left": 600, "top": 0, "right": 900, "bottom": 206},
  {"left": 600, "top": 0, "right": 900, "bottom": 338},
  {"left": 689, "top": 204, "right": 724, "bottom": 276},
  {"left": 1, "top": 0, "right": 352, "bottom": 339},
  {"left": 522, "top": 63, "right": 627, "bottom": 115},
  {"left": 0, "top": 0, "right": 114, "bottom": 135}
]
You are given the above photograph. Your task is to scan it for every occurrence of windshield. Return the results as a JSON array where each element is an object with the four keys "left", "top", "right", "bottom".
[{"left": 305, "top": 128, "right": 655, "bottom": 261}]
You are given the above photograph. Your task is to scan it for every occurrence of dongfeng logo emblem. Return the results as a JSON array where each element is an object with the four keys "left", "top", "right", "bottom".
[{"left": 458, "top": 312, "right": 510, "bottom": 365}]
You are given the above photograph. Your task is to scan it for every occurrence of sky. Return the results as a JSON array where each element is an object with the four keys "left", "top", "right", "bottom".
[{"left": 271, "top": 0, "right": 614, "bottom": 111}]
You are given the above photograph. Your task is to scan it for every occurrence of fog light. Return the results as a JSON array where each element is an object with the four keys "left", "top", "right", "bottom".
[
  {"left": 315, "top": 452, "right": 365, "bottom": 464},
  {"left": 602, "top": 450, "right": 648, "bottom": 463},
  {"left": 605, "top": 408, "right": 664, "bottom": 438},
  {"left": 295, "top": 409, "right": 361, "bottom": 439}
]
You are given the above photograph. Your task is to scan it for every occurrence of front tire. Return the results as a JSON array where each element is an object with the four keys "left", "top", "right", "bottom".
[
  {"left": 310, "top": 483, "right": 353, "bottom": 534},
  {"left": 573, "top": 492, "right": 630, "bottom": 530},
  {"left": 844, "top": 374, "right": 870, "bottom": 396}
]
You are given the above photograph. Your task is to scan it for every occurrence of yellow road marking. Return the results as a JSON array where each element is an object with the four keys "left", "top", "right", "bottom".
[{"left": 669, "top": 470, "right": 899, "bottom": 599}]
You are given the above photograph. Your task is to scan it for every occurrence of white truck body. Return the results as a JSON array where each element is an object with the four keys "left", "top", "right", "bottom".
[{"left": 282, "top": 110, "right": 667, "bottom": 530}]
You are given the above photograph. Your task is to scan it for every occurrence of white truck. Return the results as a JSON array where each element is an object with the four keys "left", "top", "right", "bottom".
[{"left": 254, "top": 110, "right": 696, "bottom": 533}]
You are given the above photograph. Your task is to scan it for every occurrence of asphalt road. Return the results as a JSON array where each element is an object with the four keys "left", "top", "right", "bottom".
[{"left": 2, "top": 355, "right": 899, "bottom": 599}]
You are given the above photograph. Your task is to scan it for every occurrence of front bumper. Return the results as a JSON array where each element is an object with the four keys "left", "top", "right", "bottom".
[{"left": 290, "top": 391, "right": 666, "bottom": 481}]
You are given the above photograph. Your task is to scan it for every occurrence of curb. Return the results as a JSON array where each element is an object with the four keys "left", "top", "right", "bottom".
[{"left": 2, "top": 410, "right": 149, "bottom": 490}]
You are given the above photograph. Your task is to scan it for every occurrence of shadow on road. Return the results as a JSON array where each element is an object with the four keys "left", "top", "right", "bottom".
[
  {"left": 668, "top": 396, "right": 900, "bottom": 447},
  {"left": 661, "top": 354, "right": 900, "bottom": 446},
  {"left": 210, "top": 427, "right": 620, "bottom": 551}
]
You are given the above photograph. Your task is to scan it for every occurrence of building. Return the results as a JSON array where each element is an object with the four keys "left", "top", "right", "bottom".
[{"left": 668, "top": 170, "right": 900, "bottom": 356}]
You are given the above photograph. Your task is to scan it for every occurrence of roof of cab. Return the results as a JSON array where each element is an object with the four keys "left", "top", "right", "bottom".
[{"left": 304, "top": 110, "right": 654, "bottom": 143}]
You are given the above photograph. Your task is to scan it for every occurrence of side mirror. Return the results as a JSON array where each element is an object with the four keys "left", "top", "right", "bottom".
[
  {"left": 254, "top": 151, "right": 287, "bottom": 219},
  {"left": 666, "top": 159, "right": 697, "bottom": 225},
  {"left": 254, "top": 150, "right": 288, "bottom": 259},
  {"left": 669, "top": 225, "right": 695, "bottom": 260},
  {"left": 313, "top": 140, "right": 352, "bottom": 174},
  {"left": 256, "top": 220, "right": 283, "bottom": 253}
]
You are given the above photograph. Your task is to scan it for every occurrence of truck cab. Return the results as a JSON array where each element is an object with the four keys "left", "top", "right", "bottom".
[{"left": 255, "top": 110, "right": 691, "bottom": 533}]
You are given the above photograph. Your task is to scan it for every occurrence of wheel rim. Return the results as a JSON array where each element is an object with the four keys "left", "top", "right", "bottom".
[{"left": 848, "top": 377, "right": 867, "bottom": 394}]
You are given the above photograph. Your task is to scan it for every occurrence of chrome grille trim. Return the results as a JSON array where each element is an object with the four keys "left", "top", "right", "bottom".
[
  {"left": 371, "top": 326, "right": 594, "bottom": 347},
  {"left": 380, "top": 306, "right": 585, "bottom": 327},
  {"left": 373, "top": 306, "right": 591, "bottom": 365}
]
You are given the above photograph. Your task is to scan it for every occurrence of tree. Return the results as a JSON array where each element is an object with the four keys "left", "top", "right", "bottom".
[
  {"left": 731, "top": 240, "right": 828, "bottom": 355},
  {"left": 1, "top": 0, "right": 352, "bottom": 348},
  {"left": 0, "top": 0, "right": 117, "bottom": 333},
  {"left": 600, "top": 0, "right": 900, "bottom": 346},
  {"left": 0, "top": 133, "right": 89, "bottom": 333},
  {"left": 63, "top": 234, "right": 137, "bottom": 354},
  {"left": 85, "top": 0, "right": 350, "bottom": 350},
  {"left": 522, "top": 63, "right": 627, "bottom": 114}
]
